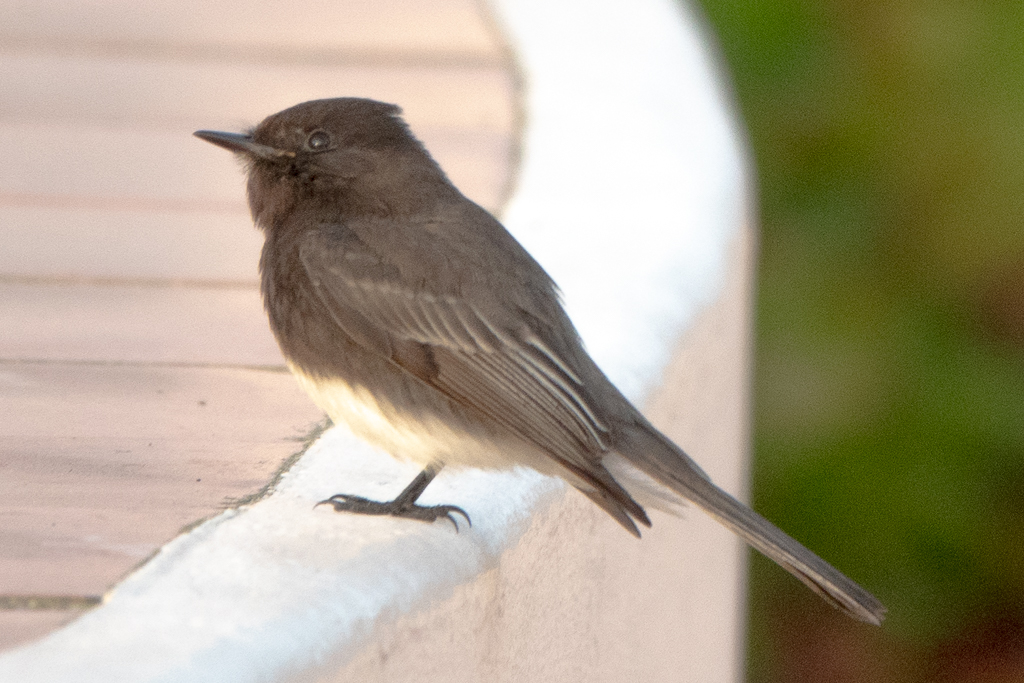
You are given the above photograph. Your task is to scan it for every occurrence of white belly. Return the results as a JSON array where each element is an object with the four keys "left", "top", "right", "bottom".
[{"left": 289, "top": 366, "right": 532, "bottom": 471}]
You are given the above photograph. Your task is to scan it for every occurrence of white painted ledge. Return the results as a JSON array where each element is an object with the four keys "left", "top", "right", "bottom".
[{"left": 0, "top": 0, "right": 754, "bottom": 680}]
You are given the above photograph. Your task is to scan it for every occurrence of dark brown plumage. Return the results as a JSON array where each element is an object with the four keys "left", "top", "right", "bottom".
[{"left": 195, "top": 97, "right": 886, "bottom": 625}]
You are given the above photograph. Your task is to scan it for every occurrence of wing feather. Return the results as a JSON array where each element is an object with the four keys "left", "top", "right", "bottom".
[{"left": 298, "top": 229, "right": 610, "bottom": 467}]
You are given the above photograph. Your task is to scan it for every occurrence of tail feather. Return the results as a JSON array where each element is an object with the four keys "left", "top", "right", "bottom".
[{"left": 615, "top": 422, "right": 887, "bottom": 626}]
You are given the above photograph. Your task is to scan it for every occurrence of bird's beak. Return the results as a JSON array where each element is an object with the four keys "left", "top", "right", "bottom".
[{"left": 193, "top": 130, "right": 295, "bottom": 161}]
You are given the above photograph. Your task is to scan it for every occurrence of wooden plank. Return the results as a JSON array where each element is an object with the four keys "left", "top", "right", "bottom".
[
  {"left": 0, "top": 0, "right": 500, "bottom": 56},
  {"left": 0, "top": 282, "right": 282, "bottom": 366},
  {"left": 0, "top": 54, "right": 514, "bottom": 131},
  {"left": 0, "top": 207, "right": 260, "bottom": 282},
  {"left": 0, "top": 363, "right": 323, "bottom": 596},
  {"left": 0, "top": 611, "right": 82, "bottom": 653}
]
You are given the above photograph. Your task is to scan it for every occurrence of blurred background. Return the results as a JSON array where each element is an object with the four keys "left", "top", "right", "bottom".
[{"left": 691, "top": 0, "right": 1024, "bottom": 681}]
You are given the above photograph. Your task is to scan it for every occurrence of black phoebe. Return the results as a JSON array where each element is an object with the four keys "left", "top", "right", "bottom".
[{"left": 195, "top": 97, "right": 885, "bottom": 625}]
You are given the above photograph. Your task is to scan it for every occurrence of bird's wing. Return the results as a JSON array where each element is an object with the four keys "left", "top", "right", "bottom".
[{"left": 298, "top": 226, "right": 612, "bottom": 468}]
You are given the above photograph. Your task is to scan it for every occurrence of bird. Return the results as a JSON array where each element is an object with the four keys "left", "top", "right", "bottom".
[{"left": 194, "top": 97, "right": 886, "bottom": 625}]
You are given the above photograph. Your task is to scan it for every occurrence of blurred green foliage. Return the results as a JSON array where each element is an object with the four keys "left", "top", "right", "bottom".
[{"left": 690, "top": 0, "right": 1024, "bottom": 679}]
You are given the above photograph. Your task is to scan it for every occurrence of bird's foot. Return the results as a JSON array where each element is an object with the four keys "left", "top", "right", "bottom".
[{"left": 316, "top": 493, "right": 471, "bottom": 531}]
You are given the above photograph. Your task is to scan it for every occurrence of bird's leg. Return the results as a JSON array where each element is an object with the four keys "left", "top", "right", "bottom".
[{"left": 317, "top": 463, "right": 471, "bottom": 530}]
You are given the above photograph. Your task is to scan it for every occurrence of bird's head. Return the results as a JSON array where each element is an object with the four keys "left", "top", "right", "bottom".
[{"left": 195, "top": 98, "right": 450, "bottom": 227}]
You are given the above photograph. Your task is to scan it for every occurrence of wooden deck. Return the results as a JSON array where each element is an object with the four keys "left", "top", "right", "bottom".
[{"left": 0, "top": 0, "right": 516, "bottom": 651}]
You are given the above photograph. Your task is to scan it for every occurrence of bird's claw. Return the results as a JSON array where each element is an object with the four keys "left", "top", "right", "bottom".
[{"left": 316, "top": 494, "right": 471, "bottom": 531}]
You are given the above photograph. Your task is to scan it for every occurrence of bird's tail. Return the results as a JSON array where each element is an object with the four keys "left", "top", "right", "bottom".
[{"left": 614, "top": 422, "right": 887, "bottom": 625}]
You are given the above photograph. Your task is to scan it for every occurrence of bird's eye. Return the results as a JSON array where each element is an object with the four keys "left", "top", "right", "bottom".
[{"left": 306, "top": 130, "right": 331, "bottom": 151}]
